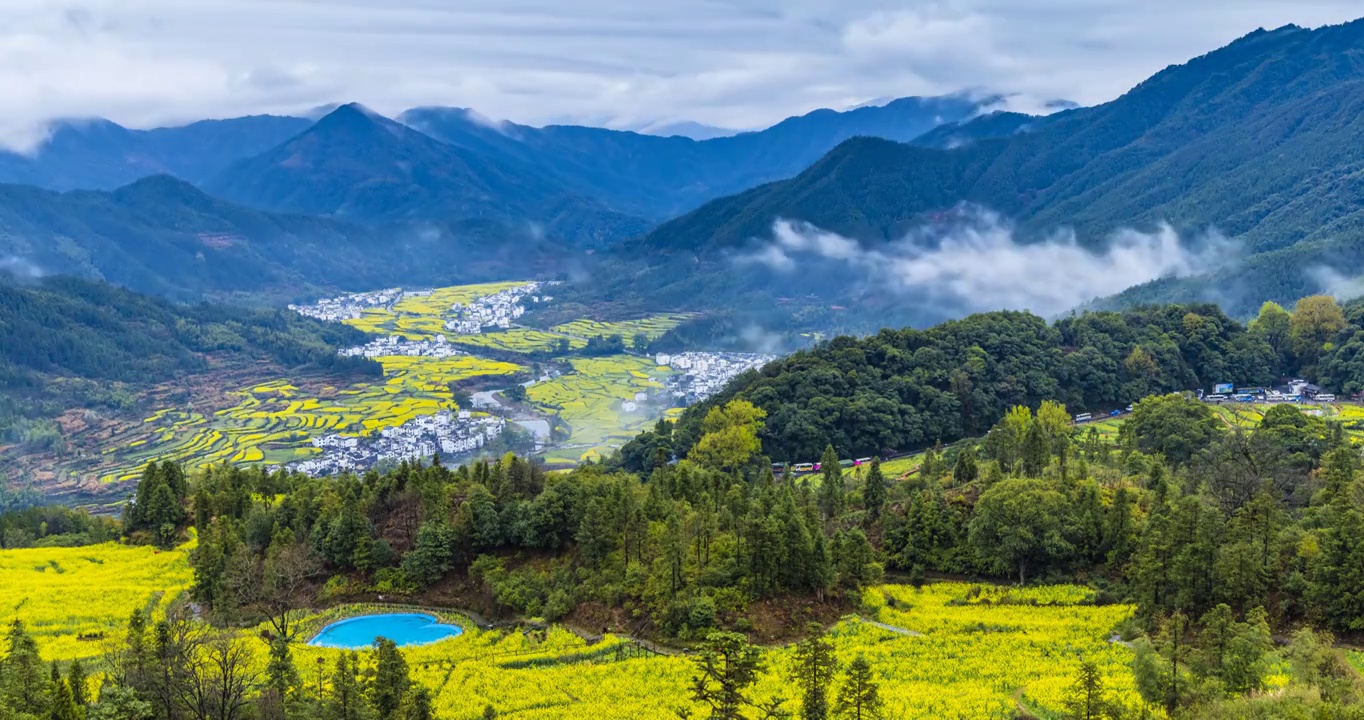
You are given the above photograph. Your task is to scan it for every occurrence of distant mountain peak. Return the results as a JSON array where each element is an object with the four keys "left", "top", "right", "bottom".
[{"left": 110, "top": 173, "right": 218, "bottom": 207}]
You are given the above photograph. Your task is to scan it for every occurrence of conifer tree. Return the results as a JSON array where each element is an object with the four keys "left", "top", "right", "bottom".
[
  {"left": 862, "top": 460, "right": 885, "bottom": 526},
  {"left": 1062, "top": 659, "right": 1107, "bottom": 720},
  {"left": 688, "top": 632, "right": 765, "bottom": 720},
  {"left": 370, "top": 638, "right": 410, "bottom": 720},
  {"left": 66, "top": 659, "right": 87, "bottom": 708},
  {"left": 48, "top": 675, "right": 80, "bottom": 720},
  {"left": 833, "top": 655, "right": 883, "bottom": 720},
  {"left": 3, "top": 620, "right": 48, "bottom": 716},
  {"left": 818, "top": 445, "right": 845, "bottom": 520},
  {"left": 791, "top": 626, "right": 838, "bottom": 720},
  {"left": 324, "top": 653, "right": 370, "bottom": 720},
  {"left": 399, "top": 687, "right": 434, "bottom": 720}
]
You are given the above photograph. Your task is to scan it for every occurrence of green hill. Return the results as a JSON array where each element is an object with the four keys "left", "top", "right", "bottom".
[
  {"left": 0, "top": 273, "right": 377, "bottom": 453},
  {"left": 0, "top": 174, "right": 586, "bottom": 302},
  {"left": 205, "top": 104, "right": 651, "bottom": 247}
]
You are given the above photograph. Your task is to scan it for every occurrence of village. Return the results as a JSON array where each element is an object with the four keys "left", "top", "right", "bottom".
[
  {"left": 286, "top": 410, "right": 509, "bottom": 475},
  {"left": 339, "top": 334, "right": 465, "bottom": 359},
  {"left": 657, "top": 351, "right": 778, "bottom": 404},
  {"left": 442, "top": 282, "right": 556, "bottom": 334},
  {"left": 288, "top": 287, "right": 404, "bottom": 322}
]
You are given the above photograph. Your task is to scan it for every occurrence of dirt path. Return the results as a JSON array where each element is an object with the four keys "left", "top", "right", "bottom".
[{"left": 856, "top": 616, "right": 923, "bottom": 637}]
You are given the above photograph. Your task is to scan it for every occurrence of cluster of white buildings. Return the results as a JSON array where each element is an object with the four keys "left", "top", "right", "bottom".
[
  {"left": 443, "top": 282, "right": 554, "bottom": 335},
  {"left": 658, "top": 352, "right": 777, "bottom": 404},
  {"left": 288, "top": 411, "right": 506, "bottom": 475},
  {"left": 289, "top": 288, "right": 404, "bottom": 322},
  {"left": 339, "top": 335, "right": 465, "bottom": 359}
]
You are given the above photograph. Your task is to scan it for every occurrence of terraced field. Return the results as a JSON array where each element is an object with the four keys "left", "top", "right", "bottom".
[
  {"left": 99, "top": 356, "right": 522, "bottom": 482},
  {"left": 75, "top": 279, "right": 710, "bottom": 481},
  {"left": 528, "top": 355, "right": 672, "bottom": 465},
  {"left": 552, "top": 314, "right": 694, "bottom": 347},
  {"left": 451, "top": 328, "right": 586, "bottom": 354}
]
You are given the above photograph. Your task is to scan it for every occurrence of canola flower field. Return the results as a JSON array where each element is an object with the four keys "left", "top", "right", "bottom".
[
  {"left": 343, "top": 282, "right": 531, "bottom": 340},
  {"left": 100, "top": 354, "right": 522, "bottom": 482},
  {"left": 0, "top": 550, "right": 1149, "bottom": 720},
  {"left": 528, "top": 355, "right": 671, "bottom": 464},
  {"left": 451, "top": 328, "right": 587, "bottom": 355},
  {"left": 551, "top": 314, "right": 694, "bottom": 348},
  {"left": 0, "top": 541, "right": 194, "bottom": 662},
  {"left": 90, "top": 280, "right": 698, "bottom": 481}
]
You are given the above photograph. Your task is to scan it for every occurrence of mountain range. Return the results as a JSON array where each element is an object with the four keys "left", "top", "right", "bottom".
[
  {"left": 7, "top": 21, "right": 1364, "bottom": 336},
  {"left": 0, "top": 175, "right": 585, "bottom": 302},
  {"left": 0, "top": 92, "right": 1001, "bottom": 300},
  {"left": 585, "top": 20, "right": 1364, "bottom": 329}
]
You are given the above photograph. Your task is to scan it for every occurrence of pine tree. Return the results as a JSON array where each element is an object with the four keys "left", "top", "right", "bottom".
[
  {"left": 1021, "top": 420, "right": 1050, "bottom": 478},
  {"left": 791, "top": 626, "right": 838, "bottom": 720},
  {"left": 833, "top": 655, "right": 883, "bottom": 720},
  {"left": 399, "top": 687, "right": 434, "bottom": 720},
  {"left": 66, "top": 659, "right": 87, "bottom": 708},
  {"left": 688, "top": 632, "right": 765, "bottom": 720},
  {"left": 818, "top": 445, "right": 845, "bottom": 520},
  {"left": 370, "top": 638, "right": 410, "bottom": 720},
  {"left": 576, "top": 496, "right": 616, "bottom": 567},
  {"left": 862, "top": 460, "right": 885, "bottom": 526},
  {"left": 265, "top": 635, "right": 300, "bottom": 702},
  {"left": 809, "top": 533, "right": 833, "bottom": 602},
  {"left": 1063, "top": 659, "right": 1107, "bottom": 720},
  {"left": 48, "top": 676, "right": 79, "bottom": 720},
  {"left": 3, "top": 620, "right": 48, "bottom": 716},
  {"left": 324, "top": 653, "right": 370, "bottom": 720}
]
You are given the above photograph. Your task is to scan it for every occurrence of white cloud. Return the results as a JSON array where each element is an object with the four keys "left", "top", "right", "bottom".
[
  {"left": 749, "top": 210, "right": 1239, "bottom": 317},
  {"left": 0, "top": 1, "right": 1360, "bottom": 150}
]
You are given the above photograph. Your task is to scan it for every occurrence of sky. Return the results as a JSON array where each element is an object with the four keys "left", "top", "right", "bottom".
[{"left": 2, "top": 0, "right": 1363, "bottom": 150}]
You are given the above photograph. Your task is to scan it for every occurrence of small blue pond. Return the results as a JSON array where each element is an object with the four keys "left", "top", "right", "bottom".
[{"left": 308, "top": 613, "right": 463, "bottom": 650}]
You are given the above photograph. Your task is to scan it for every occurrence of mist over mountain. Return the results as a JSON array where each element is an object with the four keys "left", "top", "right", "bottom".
[
  {"left": 400, "top": 93, "right": 998, "bottom": 220},
  {"left": 577, "top": 20, "right": 1364, "bottom": 333},
  {"left": 0, "top": 115, "right": 312, "bottom": 190}
]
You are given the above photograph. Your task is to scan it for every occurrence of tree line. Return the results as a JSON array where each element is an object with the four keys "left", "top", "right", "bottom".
[{"left": 645, "top": 297, "right": 1362, "bottom": 464}]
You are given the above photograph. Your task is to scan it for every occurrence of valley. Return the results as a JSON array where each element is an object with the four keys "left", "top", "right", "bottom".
[{"left": 9, "top": 281, "right": 772, "bottom": 497}]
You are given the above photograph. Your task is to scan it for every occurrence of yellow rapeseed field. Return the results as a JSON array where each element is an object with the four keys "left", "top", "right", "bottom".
[{"left": 0, "top": 541, "right": 194, "bottom": 661}]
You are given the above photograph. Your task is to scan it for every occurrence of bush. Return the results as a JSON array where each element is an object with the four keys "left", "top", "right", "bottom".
[{"left": 688, "top": 596, "right": 717, "bottom": 631}]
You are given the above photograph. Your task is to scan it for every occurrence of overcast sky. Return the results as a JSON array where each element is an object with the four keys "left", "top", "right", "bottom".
[{"left": 1, "top": 0, "right": 1362, "bottom": 149}]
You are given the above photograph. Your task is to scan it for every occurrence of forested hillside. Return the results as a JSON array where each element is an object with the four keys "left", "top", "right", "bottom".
[
  {"left": 0, "top": 274, "right": 377, "bottom": 451},
  {"left": 0, "top": 174, "right": 586, "bottom": 302},
  {"left": 47, "top": 383, "right": 1364, "bottom": 718},
  {"left": 584, "top": 20, "right": 1364, "bottom": 328},
  {"left": 205, "top": 104, "right": 650, "bottom": 247},
  {"left": 630, "top": 297, "right": 1361, "bottom": 465}
]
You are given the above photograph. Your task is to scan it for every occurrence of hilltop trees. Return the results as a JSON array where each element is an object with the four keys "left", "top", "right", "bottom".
[
  {"left": 1290, "top": 295, "right": 1346, "bottom": 369},
  {"left": 1119, "top": 394, "right": 1221, "bottom": 466},
  {"left": 124, "top": 461, "right": 189, "bottom": 547}
]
